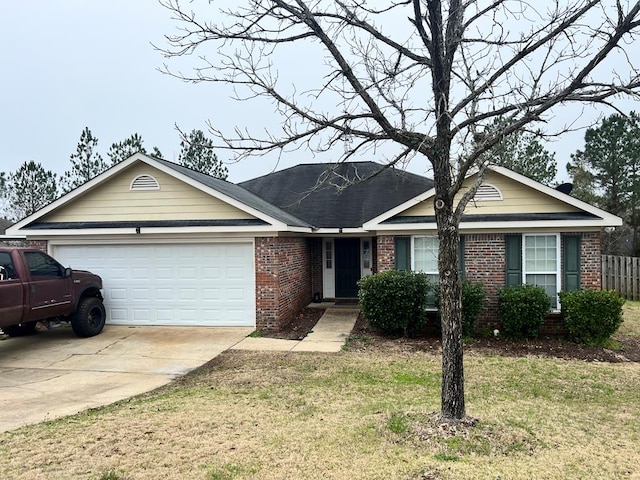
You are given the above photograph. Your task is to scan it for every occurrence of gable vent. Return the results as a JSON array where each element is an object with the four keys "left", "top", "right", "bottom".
[
  {"left": 130, "top": 174, "right": 160, "bottom": 191},
  {"left": 473, "top": 183, "right": 502, "bottom": 202}
]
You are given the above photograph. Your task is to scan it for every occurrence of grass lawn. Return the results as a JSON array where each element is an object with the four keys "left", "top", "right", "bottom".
[{"left": 1, "top": 304, "right": 639, "bottom": 480}]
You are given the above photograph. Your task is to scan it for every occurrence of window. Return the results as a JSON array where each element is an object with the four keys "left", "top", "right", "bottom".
[
  {"left": 24, "top": 252, "right": 64, "bottom": 277},
  {"left": 523, "top": 234, "right": 560, "bottom": 307},
  {"left": 412, "top": 236, "right": 439, "bottom": 283},
  {"left": 325, "top": 241, "right": 333, "bottom": 269},
  {"left": 0, "top": 252, "right": 17, "bottom": 280}
]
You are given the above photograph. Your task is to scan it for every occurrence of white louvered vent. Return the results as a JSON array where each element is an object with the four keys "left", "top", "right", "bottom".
[
  {"left": 130, "top": 174, "right": 160, "bottom": 191},
  {"left": 473, "top": 183, "right": 503, "bottom": 202}
]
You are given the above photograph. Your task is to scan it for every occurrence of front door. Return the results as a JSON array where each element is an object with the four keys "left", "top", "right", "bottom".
[{"left": 334, "top": 238, "right": 360, "bottom": 297}]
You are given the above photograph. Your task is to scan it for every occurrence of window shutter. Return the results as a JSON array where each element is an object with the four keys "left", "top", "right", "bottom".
[
  {"left": 394, "top": 237, "right": 411, "bottom": 271},
  {"left": 563, "top": 235, "right": 581, "bottom": 291},
  {"left": 505, "top": 234, "right": 522, "bottom": 286},
  {"left": 458, "top": 235, "right": 465, "bottom": 278}
]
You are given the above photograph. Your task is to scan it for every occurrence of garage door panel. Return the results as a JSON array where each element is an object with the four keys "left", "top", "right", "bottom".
[{"left": 53, "top": 243, "right": 255, "bottom": 327}]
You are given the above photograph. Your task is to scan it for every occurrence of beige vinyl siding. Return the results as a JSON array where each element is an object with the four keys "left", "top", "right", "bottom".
[
  {"left": 43, "top": 163, "right": 257, "bottom": 222},
  {"left": 400, "top": 170, "right": 581, "bottom": 217}
]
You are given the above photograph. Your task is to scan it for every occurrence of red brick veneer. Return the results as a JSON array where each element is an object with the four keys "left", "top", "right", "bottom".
[{"left": 255, "top": 236, "right": 312, "bottom": 330}]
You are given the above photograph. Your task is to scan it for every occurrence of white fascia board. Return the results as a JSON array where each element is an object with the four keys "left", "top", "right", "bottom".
[
  {"left": 373, "top": 218, "right": 621, "bottom": 232},
  {"left": 314, "top": 228, "right": 342, "bottom": 234},
  {"left": 15, "top": 225, "right": 291, "bottom": 237},
  {"left": 143, "top": 156, "right": 296, "bottom": 229},
  {"left": 341, "top": 228, "right": 368, "bottom": 234},
  {"left": 362, "top": 187, "right": 436, "bottom": 230},
  {"left": 7, "top": 155, "right": 144, "bottom": 234},
  {"left": 0, "top": 234, "right": 26, "bottom": 240}
]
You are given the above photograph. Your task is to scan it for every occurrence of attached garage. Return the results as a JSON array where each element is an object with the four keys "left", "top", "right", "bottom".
[{"left": 51, "top": 242, "right": 256, "bottom": 327}]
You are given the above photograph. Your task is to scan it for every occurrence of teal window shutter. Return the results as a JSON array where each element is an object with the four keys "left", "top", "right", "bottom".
[
  {"left": 458, "top": 235, "right": 465, "bottom": 278},
  {"left": 395, "top": 237, "right": 411, "bottom": 271},
  {"left": 505, "top": 234, "right": 522, "bottom": 286},
  {"left": 563, "top": 235, "right": 581, "bottom": 291}
]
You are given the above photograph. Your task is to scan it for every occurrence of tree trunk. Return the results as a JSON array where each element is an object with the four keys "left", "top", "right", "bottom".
[{"left": 435, "top": 199, "right": 465, "bottom": 422}]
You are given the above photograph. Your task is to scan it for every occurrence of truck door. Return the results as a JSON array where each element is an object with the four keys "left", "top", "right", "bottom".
[
  {"left": 23, "top": 251, "right": 73, "bottom": 321},
  {"left": 0, "top": 251, "right": 25, "bottom": 326}
]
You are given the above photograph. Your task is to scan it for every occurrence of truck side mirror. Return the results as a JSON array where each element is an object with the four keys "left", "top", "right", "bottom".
[{"left": 64, "top": 267, "right": 73, "bottom": 278}]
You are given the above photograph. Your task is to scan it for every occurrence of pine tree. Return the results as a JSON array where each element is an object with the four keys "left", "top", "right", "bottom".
[
  {"left": 107, "top": 133, "right": 146, "bottom": 165},
  {"left": 6, "top": 161, "right": 58, "bottom": 221},
  {"left": 481, "top": 117, "right": 557, "bottom": 185},
  {"left": 61, "top": 127, "right": 108, "bottom": 192},
  {"left": 177, "top": 129, "right": 228, "bottom": 179}
]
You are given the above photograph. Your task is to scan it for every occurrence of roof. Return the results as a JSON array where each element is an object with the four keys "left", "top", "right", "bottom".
[
  {"left": 0, "top": 218, "right": 12, "bottom": 235},
  {"left": 240, "top": 162, "right": 434, "bottom": 228}
]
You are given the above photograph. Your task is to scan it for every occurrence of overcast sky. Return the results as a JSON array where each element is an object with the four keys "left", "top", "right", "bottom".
[{"left": 1, "top": 1, "right": 637, "bottom": 185}]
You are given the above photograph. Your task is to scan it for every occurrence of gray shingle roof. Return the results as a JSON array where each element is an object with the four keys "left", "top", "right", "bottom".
[
  {"left": 240, "top": 162, "right": 434, "bottom": 228},
  {"left": 153, "top": 158, "right": 312, "bottom": 228}
]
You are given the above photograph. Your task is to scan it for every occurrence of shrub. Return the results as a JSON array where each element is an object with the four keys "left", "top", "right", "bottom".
[
  {"left": 434, "top": 279, "right": 486, "bottom": 337},
  {"left": 460, "top": 280, "right": 486, "bottom": 337},
  {"left": 559, "top": 289, "right": 625, "bottom": 345},
  {"left": 498, "top": 284, "right": 551, "bottom": 339},
  {"left": 358, "top": 270, "right": 433, "bottom": 336}
]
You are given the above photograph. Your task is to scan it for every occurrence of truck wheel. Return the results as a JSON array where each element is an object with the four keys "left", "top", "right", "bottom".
[
  {"left": 71, "top": 297, "right": 106, "bottom": 338},
  {"left": 2, "top": 321, "right": 38, "bottom": 337}
]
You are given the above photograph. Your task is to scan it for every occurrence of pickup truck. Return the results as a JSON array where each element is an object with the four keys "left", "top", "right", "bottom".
[{"left": 0, "top": 247, "right": 105, "bottom": 338}]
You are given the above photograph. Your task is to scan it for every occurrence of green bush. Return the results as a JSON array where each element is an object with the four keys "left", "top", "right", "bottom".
[
  {"left": 498, "top": 284, "right": 551, "bottom": 339},
  {"left": 434, "top": 279, "right": 486, "bottom": 337},
  {"left": 559, "top": 289, "right": 625, "bottom": 345},
  {"left": 358, "top": 271, "right": 433, "bottom": 336},
  {"left": 460, "top": 280, "right": 487, "bottom": 337}
]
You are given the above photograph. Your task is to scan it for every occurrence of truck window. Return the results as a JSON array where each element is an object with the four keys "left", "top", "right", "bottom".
[
  {"left": 24, "top": 251, "right": 64, "bottom": 278},
  {"left": 0, "top": 252, "right": 18, "bottom": 280}
]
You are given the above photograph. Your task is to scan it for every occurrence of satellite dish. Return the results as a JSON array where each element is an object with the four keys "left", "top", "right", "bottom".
[{"left": 555, "top": 183, "right": 573, "bottom": 195}]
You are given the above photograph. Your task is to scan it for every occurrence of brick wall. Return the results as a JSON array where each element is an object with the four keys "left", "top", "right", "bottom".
[
  {"left": 309, "top": 238, "right": 323, "bottom": 298},
  {"left": 255, "top": 236, "right": 312, "bottom": 330},
  {"left": 27, "top": 240, "right": 48, "bottom": 252},
  {"left": 580, "top": 232, "right": 601, "bottom": 289},
  {"left": 464, "top": 233, "right": 505, "bottom": 329},
  {"left": 377, "top": 235, "right": 395, "bottom": 272},
  {"left": 374, "top": 231, "right": 604, "bottom": 334}
]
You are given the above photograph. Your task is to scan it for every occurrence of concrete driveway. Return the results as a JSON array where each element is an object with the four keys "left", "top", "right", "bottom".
[{"left": 0, "top": 324, "right": 252, "bottom": 432}]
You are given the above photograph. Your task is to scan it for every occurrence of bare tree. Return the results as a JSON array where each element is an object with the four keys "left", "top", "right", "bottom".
[{"left": 158, "top": 0, "right": 640, "bottom": 422}]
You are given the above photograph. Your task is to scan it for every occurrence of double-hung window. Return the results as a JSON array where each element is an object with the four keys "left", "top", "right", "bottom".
[
  {"left": 412, "top": 236, "right": 439, "bottom": 283},
  {"left": 523, "top": 234, "right": 560, "bottom": 307}
]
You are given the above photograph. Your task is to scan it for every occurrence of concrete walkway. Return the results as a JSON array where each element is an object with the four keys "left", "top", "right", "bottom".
[{"left": 232, "top": 306, "right": 360, "bottom": 353}]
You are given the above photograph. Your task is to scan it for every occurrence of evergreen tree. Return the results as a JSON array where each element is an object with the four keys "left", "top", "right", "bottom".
[
  {"left": 6, "top": 161, "right": 58, "bottom": 221},
  {"left": 568, "top": 112, "right": 640, "bottom": 255},
  {"left": 107, "top": 133, "right": 163, "bottom": 164},
  {"left": 177, "top": 129, "right": 228, "bottom": 179},
  {"left": 481, "top": 117, "right": 557, "bottom": 185},
  {"left": 107, "top": 133, "right": 146, "bottom": 165},
  {"left": 61, "top": 127, "right": 108, "bottom": 192}
]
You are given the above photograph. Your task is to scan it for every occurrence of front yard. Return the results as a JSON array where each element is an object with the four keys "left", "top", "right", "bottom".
[{"left": 1, "top": 304, "right": 640, "bottom": 480}]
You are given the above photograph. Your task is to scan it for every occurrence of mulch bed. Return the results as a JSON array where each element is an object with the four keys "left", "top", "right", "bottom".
[{"left": 263, "top": 308, "right": 640, "bottom": 363}]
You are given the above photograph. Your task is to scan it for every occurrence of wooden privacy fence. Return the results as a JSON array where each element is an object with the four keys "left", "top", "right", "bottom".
[{"left": 602, "top": 255, "right": 640, "bottom": 300}]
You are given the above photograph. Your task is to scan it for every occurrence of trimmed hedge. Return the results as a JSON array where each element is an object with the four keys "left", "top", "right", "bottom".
[
  {"left": 358, "top": 272, "right": 486, "bottom": 337},
  {"left": 559, "top": 289, "right": 625, "bottom": 345},
  {"left": 498, "top": 284, "right": 551, "bottom": 339},
  {"left": 357, "top": 271, "right": 433, "bottom": 336}
]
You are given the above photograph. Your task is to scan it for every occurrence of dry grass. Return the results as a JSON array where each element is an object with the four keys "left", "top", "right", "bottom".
[{"left": 1, "top": 305, "right": 640, "bottom": 480}]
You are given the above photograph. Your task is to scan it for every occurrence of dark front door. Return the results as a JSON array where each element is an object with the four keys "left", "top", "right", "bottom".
[{"left": 334, "top": 238, "right": 360, "bottom": 298}]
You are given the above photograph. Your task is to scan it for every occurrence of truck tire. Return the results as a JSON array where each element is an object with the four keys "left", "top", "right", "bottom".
[
  {"left": 71, "top": 297, "right": 106, "bottom": 338},
  {"left": 2, "top": 321, "right": 38, "bottom": 337}
]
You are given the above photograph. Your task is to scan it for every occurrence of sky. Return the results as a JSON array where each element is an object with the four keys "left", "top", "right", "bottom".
[{"left": 1, "top": 1, "right": 638, "bottom": 185}]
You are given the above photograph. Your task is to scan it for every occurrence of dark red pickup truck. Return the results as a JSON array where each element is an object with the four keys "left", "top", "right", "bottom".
[{"left": 0, "top": 247, "right": 105, "bottom": 338}]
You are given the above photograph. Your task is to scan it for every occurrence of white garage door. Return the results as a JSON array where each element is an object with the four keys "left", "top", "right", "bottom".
[{"left": 52, "top": 242, "right": 255, "bottom": 327}]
